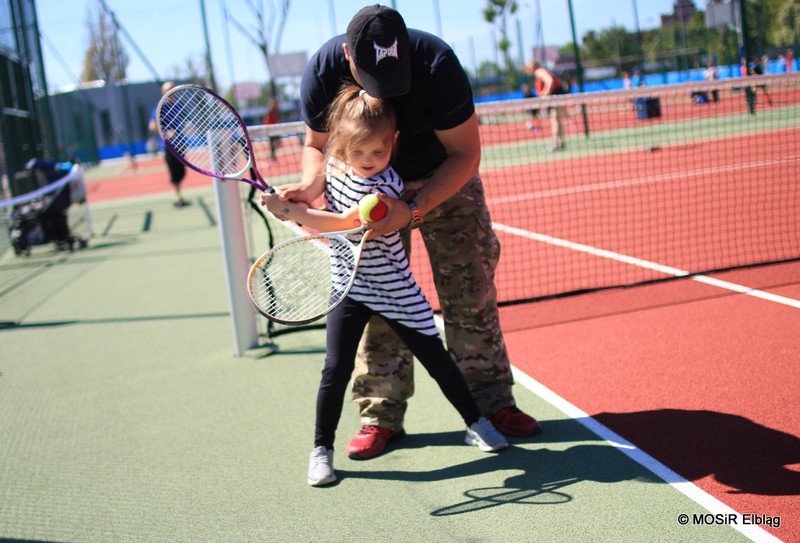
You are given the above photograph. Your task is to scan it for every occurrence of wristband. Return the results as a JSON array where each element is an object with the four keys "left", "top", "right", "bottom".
[{"left": 407, "top": 201, "right": 423, "bottom": 229}]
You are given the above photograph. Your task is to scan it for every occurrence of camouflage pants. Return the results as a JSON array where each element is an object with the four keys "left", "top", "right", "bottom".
[{"left": 351, "top": 174, "right": 515, "bottom": 430}]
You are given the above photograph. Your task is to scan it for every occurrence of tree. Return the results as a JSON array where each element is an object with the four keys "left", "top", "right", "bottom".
[
  {"left": 476, "top": 60, "right": 502, "bottom": 78},
  {"left": 227, "top": 0, "right": 291, "bottom": 97},
  {"left": 166, "top": 55, "right": 207, "bottom": 85},
  {"left": 768, "top": 0, "right": 800, "bottom": 46},
  {"left": 80, "top": 1, "right": 129, "bottom": 83},
  {"left": 482, "top": 0, "right": 519, "bottom": 88},
  {"left": 581, "top": 26, "right": 641, "bottom": 73}
]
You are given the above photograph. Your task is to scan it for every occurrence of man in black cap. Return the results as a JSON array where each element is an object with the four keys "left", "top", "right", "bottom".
[{"left": 276, "top": 4, "right": 542, "bottom": 459}]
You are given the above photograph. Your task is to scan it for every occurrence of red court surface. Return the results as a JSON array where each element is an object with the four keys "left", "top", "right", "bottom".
[
  {"left": 501, "top": 261, "right": 800, "bottom": 543},
  {"left": 84, "top": 158, "right": 214, "bottom": 202}
]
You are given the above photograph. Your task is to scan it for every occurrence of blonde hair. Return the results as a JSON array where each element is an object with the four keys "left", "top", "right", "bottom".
[{"left": 324, "top": 84, "right": 397, "bottom": 173}]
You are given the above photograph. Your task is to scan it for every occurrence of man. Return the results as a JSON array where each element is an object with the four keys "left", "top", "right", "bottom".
[
  {"left": 148, "top": 81, "right": 190, "bottom": 207},
  {"left": 703, "top": 60, "right": 719, "bottom": 102},
  {"left": 524, "top": 60, "right": 568, "bottom": 152},
  {"left": 276, "top": 5, "right": 541, "bottom": 459}
]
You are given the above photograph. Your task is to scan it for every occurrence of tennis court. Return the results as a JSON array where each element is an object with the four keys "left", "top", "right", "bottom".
[{"left": 1, "top": 75, "right": 798, "bottom": 542}]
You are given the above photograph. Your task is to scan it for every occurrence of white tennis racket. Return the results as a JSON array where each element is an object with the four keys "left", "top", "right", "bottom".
[
  {"left": 247, "top": 226, "right": 372, "bottom": 325},
  {"left": 156, "top": 84, "right": 272, "bottom": 192}
]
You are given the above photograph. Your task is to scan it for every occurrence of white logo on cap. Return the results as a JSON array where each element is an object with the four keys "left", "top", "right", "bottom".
[{"left": 374, "top": 39, "right": 399, "bottom": 64}]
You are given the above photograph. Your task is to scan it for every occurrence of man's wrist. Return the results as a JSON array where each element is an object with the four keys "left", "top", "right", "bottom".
[{"left": 407, "top": 201, "right": 423, "bottom": 229}]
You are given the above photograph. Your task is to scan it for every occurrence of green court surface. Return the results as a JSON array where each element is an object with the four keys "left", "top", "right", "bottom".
[{"left": 0, "top": 187, "right": 758, "bottom": 542}]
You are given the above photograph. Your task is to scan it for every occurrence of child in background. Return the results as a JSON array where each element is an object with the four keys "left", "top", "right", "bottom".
[{"left": 261, "top": 84, "right": 508, "bottom": 487}]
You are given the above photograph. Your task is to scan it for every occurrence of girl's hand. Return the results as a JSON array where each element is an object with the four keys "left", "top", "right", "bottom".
[{"left": 260, "top": 192, "right": 284, "bottom": 216}]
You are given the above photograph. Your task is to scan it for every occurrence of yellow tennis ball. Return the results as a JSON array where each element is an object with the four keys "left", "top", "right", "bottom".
[{"left": 358, "top": 194, "right": 387, "bottom": 222}]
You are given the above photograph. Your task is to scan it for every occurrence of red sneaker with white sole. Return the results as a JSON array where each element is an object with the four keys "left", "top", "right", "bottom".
[{"left": 346, "top": 425, "right": 405, "bottom": 460}]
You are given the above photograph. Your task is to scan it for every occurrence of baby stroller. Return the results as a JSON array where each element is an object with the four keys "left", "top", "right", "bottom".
[{"left": 8, "top": 160, "right": 88, "bottom": 256}]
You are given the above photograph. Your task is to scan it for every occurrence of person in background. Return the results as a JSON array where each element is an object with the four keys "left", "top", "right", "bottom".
[
  {"left": 524, "top": 60, "right": 568, "bottom": 152},
  {"left": 740, "top": 57, "right": 750, "bottom": 78},
  {"left": 272, "top": 4, "right": 542, "bottom": 461},
  {"left": 521, "top": 82, "right": 541, "bottom": 132},
  {"left": 750, "top": 56, "right": 773, "bottom": 105},
  {"left": 703, "top": 60, "right": 719, "bottom": 102},
  {"left": 262, "top": 97, "right": 281, "bottom": 161},
  {"left": 149, "top": 81, "right": 190, "bottom": 208},
  {"left": 622, "top": 71, "right": 633, "bottom": 90},
  {"left": 632, "top": 66, "right": 644, "bottom": 87}
]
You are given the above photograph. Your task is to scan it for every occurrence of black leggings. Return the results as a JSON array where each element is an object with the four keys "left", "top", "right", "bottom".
[{"left": 315, "top": 297, "right": 481, "bottom": 449}]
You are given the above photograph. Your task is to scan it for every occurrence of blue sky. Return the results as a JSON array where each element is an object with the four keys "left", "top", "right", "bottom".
[{"left": 36, "top": 0, "right": 680, "bottom": 91}]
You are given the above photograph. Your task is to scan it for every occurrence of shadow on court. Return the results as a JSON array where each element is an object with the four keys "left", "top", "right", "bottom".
[
  {"left": 594, "top": 409, "right": 800, "bottom": 496},
  {"left": 335, "top": 416, "right": 661, "bottom": 516},
  {"left": 336, "top": 409, "right": 800, "bottom": 516},
  {"left": 339, "top": 440, "right": 658, "bottom": 515},
  {"left": 0, "top": 311, "right": 231, "bottom": 330}
]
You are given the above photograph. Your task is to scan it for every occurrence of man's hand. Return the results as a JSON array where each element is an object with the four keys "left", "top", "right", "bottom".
[
  {"left": 274, "top": 182, "right": 315, "bottom": 203},
  {"left": 260, "top": 190, "right": 311, "bottom": 221},
  {"left": 266, "top": 183, "right": 316, "bottom": 221}
]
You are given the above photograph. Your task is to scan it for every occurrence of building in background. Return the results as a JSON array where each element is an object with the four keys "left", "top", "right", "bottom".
[
  {"left": 48, "top": 80, "right": 168, "bottom": 163},
  {"left": 661, "top": 0, "right": 699, "bottom": 27}
]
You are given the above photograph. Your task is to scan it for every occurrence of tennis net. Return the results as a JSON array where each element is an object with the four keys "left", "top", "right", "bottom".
[{"left": 243, "top": 72, "right": 800, "bottom": 313}]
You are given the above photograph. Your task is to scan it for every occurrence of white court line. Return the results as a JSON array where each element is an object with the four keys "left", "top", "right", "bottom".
[
  {"left": 487, "top": 155, "right": 800, "bottom": 206},
  {"left": 493, "top": 223, "right": 800, "bottom": 310},
  {"left": 510, "top": 368, "right": 784, "bottom": 543}
]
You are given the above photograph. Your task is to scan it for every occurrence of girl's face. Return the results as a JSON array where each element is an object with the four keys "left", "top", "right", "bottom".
[{"left": 347, "top": 129, "right": 398, "bottom": 178}]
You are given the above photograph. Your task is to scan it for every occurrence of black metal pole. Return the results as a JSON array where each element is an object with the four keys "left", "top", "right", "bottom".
[
  {"left": 200, "top": 0, "right": 218, "bottom": 90},
  {"left": 567, "top": 0, "right": 589, "bottom": 137}
]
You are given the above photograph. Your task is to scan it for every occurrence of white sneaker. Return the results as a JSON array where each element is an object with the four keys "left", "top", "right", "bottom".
[
  {"left": 308, "top": 446, "right": 336, "bottom": 486},
  {"left": 465, "top": 417, "right": 509, "bottom": 452}
]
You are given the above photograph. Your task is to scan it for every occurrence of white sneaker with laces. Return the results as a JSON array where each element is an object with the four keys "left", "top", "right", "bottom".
[
  {"left": 308, "top": 446, "right": 336, "bottom": 486},
  {"left": 465, "top": 417, "right": 509, "bottom": 452}
]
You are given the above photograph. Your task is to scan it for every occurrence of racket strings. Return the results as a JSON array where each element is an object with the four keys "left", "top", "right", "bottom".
[
  {"left": 251, "top": 236, "right": 357, "bottom": 323},
  {"left": 160, "top": 87, "right": 250, "bottom": 177}
]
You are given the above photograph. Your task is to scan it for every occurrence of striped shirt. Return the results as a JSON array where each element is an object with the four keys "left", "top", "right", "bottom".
[{"left": 326, "top": 160, "right": 439, "bottom": 336}]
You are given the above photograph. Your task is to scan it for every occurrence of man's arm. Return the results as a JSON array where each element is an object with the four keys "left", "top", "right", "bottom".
[
  {"left": 273, "top": 126, "right": 329, "bottom": 209},
  {"left": 370, "top": 111, "right": 481, "bottom": 237}
]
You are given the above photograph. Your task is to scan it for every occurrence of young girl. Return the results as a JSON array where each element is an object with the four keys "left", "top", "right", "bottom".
[{"left": 261, "top": 84, "right": 508, "bottom": 487}]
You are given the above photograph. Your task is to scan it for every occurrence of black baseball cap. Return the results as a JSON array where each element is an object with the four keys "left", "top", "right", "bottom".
[{"left": 346, "top": 5, "right": 411, "bottom": 98}]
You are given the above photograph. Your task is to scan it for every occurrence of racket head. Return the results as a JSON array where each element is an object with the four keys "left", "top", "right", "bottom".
[
  {"left": 248, "top": 228, "right": 368, "bottom": 325},
  {"left": 157, "top": 84, "right": 268, "bottom": 191}
]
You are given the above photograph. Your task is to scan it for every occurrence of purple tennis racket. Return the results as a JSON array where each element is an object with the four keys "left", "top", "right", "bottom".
[
  {"left": 156, "top": 84, "right": 272, "bottom": 192},
  {"left": 157, "top": 84, "right": 378, "bottom": 325}
]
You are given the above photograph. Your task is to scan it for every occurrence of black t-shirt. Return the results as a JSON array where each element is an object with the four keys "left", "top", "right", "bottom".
[{"left": 300, "top": 29, "right": 475, "bottom": 181}]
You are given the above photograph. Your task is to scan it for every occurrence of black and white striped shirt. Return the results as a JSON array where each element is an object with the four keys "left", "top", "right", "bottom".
[{"left": 326, "top": 161, "right": 439, "bottom": 336}]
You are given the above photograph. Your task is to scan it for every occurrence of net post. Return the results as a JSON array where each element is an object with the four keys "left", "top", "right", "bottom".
[
  {"left": 208, "top": 129, "right": 259, "bottom": 357},
  {"left": 213, "top": 178, "right": 259, "bottom": 357}
]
